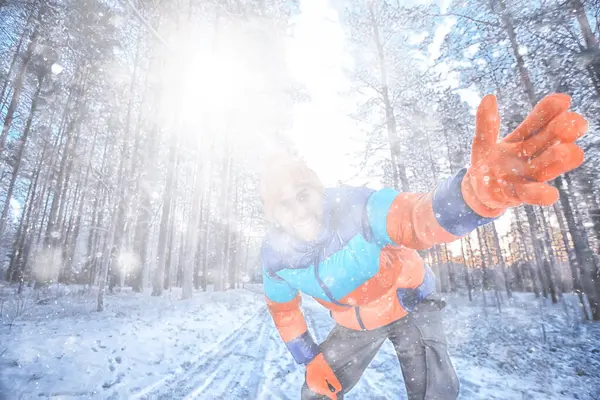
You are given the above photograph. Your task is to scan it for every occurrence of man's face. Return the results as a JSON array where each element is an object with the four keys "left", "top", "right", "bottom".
[{"left": 272, "top": 183, "right": 324, "bottom": 242}]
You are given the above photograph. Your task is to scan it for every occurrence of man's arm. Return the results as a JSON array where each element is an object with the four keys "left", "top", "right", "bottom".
[
  {"left": 365, "top": 167, "right": 496, "bottom": 250},
  {"left": 365, "top": 93, "right": 587, "bottom": 250},
  {"left": 263, "top": 268, "right": 319, "bottom": 365},
  {"left": 263, "top": 267, "right": 342, "bottom": 398}
]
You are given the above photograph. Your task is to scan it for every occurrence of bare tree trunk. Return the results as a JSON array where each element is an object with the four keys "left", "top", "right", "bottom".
[
  {"left": 524, "top": 207, "right": 551, "bottom": 299},
  {"left": 218, "top": 150, "right": 233, "bottom": 291},
  {"left": 491, "top": 222, "right": 512, "bottom": 299},
  {"left": 442, "top": 243, "right": 456, "bottom": 292},
  {"left": 64, "top": 128, "right": 99, "bottom": 283},
  {"left": 431, "top": 246, "right": 444, "bottom": 292},
  {"left": 243, "top": 233, "right": 252, "bottom": 288},
  {"left": 587, "top": 194, "right": 600, "bottom": 252},
  {"left": 109, "top": 38, "right": 142, "bottom": 291},
  {"left": 558, "top": 175, "right": 600, "bottom": 320},
  {"left": 152, "top": 129, "right": 178, "bottom": 296},
  {"left": 461, "top": 238, "right": 473, "bottom": 301},
  {"left": 97, "top": 202, "right": 118, "bottom": 312},
  {"left": 570, "top": 0, "right": 600, "bottom": 96},
  {"left": 7, "top": 140, "right": 45, "bottom": 283},
  {"left": 539, "top": 207, "right": 559, "bottom": 303},
  {"left": 553, "top": 202, "right": 579, "bottom": 290},
  {"left": 109, "top": 117, "right": 132, "bottom": 293},
  {"left": 0, "top": 73, "right": 44, "bottom": 237},
  {"left": 21, "top": 140, "right": 54, "bottom": 280},
  {"left": 130, "top": 71, "right": 158, "bottom": 292},
  {"left": 0, "top": 27, "right": 39, "bottom": 154},
  {"left": 228, "top": 173, "right": 242, "bottom": 290},
  {"left": 201, "top": 181, "right": 212, "bottom": 291},
  {"left": 43, "top": 72, "right": 87, "bottom": 251},
  {"left": 367, "top": 2, "right": 409, "bottom": 191},
  {"left": 514, "top": 207, "right": 540, "bottom": 296},
  {"left": 33, "top": 90, "right": 72, "bottom": 247},
  {"left": 0, "top": 9, "right": 33, "bottom": 109},
  {"left": 194, "top": 190, "right": 205, "bottom": 291},
  {"left": 88, "top": 126, "right": 114, "bottom": 287},
  {"left": 511, "top": 261, "right": 524, "bottom": 292},
  {"left": 7, "top": 165, "right": 37, "bottom": 284},
  {"left": 476, "top": 227, "right": 491, "bottom": 291},
  {"left": 131, "top": 124, "right": 158, "bottom": 292},
  {"left": 163, "top": 204, "right": 176, "bottom": 291},
  {"left": 183, "top": 153, "right": 202, "bottom": 298},
  {"left": 58, "top": 180, "right": 80, "bottom": 283},
  {"left": 498, "top": 0, "right": 536, "bottom": 104}
]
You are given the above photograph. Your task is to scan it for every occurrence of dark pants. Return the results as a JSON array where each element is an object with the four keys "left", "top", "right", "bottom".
[{"left": 301, "top": 301, "right": 459, "bottom": 400}]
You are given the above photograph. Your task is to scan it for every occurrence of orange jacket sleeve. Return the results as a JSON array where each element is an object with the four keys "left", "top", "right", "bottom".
[
  {"left": 262, "top": 267, "right": 320, "bottom": 364},
  {"left": 365, "top": 168, "right": 499, "bottom": 250}
]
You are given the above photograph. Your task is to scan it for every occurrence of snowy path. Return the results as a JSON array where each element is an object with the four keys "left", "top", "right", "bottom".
[
  {"left": 128, "top": 294, "right": 400, "bottom": 400},
  {"left": 132, "top": 299, "right": 338, "bottom": 400},
  {"left": 1, "top": 285, "right": 599, "bottom": 399},
  {"left": 134, "top": 307, "right": 273, "bottom": 399},
  {"left": 122, "top": 291, "right": 600, "bottom": 400}
]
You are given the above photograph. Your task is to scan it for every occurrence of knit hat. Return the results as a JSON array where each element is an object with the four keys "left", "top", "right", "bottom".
[{"left": 259, "top": 154, "right": 324, "bottom": 223}]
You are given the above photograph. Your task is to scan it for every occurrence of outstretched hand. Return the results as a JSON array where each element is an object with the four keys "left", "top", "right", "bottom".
[{"left": 461, "top": 93, "right": 588, "bottom": 218}]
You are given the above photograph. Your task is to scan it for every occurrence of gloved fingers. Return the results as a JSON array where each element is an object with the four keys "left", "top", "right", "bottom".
[
  {"left": 518, "top": 111, "right": 587, "bottom": 158},
  {"left": 514, "top": 181, "right": 559, "bottom": 206},
  {"left": 528, "top": 143, "right": 585, "bottom": 182},
  {"left": 466, "top": 170, "right": 520, "bottom": 209},
  {"left": 493, "top": 178, "right": 523, "bottom": 206},
  {"left": 472, "top": 94, "right": 501, "bottom": 166},
  {"left": 503, "top": 93, "right": 571, "bottom": 143}
]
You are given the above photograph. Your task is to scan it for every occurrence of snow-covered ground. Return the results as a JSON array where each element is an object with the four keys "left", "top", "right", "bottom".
[{"left": 0, "top": 284, "right": 599, "bottom": 399}]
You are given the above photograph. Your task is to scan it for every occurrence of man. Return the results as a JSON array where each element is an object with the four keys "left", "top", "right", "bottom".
[{"left": 259, "top": 93, "right": 587, "bottom": 399}]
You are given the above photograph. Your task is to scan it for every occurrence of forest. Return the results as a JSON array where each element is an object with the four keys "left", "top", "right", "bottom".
[
  {"left": 1, "top": 0, "right": 598, "bottom": 314},
  {"left": 0, "top": 0, "right": 600, "bottom": 312},
  {"left": 0, "top": 0, "right": 600, "bottom": 320},
  {"left": 0, "top": 0, "right": 600, "bottom": 397}
]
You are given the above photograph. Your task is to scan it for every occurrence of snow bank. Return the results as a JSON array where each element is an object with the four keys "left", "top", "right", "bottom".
[
  {"left": 0, "top": 285, "right": 263, "bottom": 399},
  {"left": 443, "top": 291, "right": 600, "bottom": 400},
  {"left": 0, "top": 286, "right": 598, "bottom": 399}
]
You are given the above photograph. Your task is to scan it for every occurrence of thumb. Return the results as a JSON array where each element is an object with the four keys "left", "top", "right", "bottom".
[{"left": 471, "top": 94, "right": 500, "bottom": 166}]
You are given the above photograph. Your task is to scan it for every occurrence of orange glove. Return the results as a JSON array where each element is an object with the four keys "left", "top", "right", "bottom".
[
  {"left": 306, "top": 353, "right": 342, "bottom": 400},
  {"left": 462, "top": 93, "right": 587, "bottom": 218}
]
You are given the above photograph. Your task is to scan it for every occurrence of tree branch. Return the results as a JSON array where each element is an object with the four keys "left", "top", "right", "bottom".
[
  {"left": 122, "top": 0, "right": 170, "bottom": 48},
  {"left": 432, "top": 11, "right": 502, "bottom": 28}
]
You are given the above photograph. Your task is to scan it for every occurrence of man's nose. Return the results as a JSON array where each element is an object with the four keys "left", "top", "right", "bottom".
[{"left": 292, "top": 203, "right": 308, "bottom": 219}]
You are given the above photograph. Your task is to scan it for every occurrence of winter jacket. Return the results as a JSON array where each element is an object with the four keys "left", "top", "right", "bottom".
[{"left": 260, "top": 168, "right": 495, "bottom": 365}]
